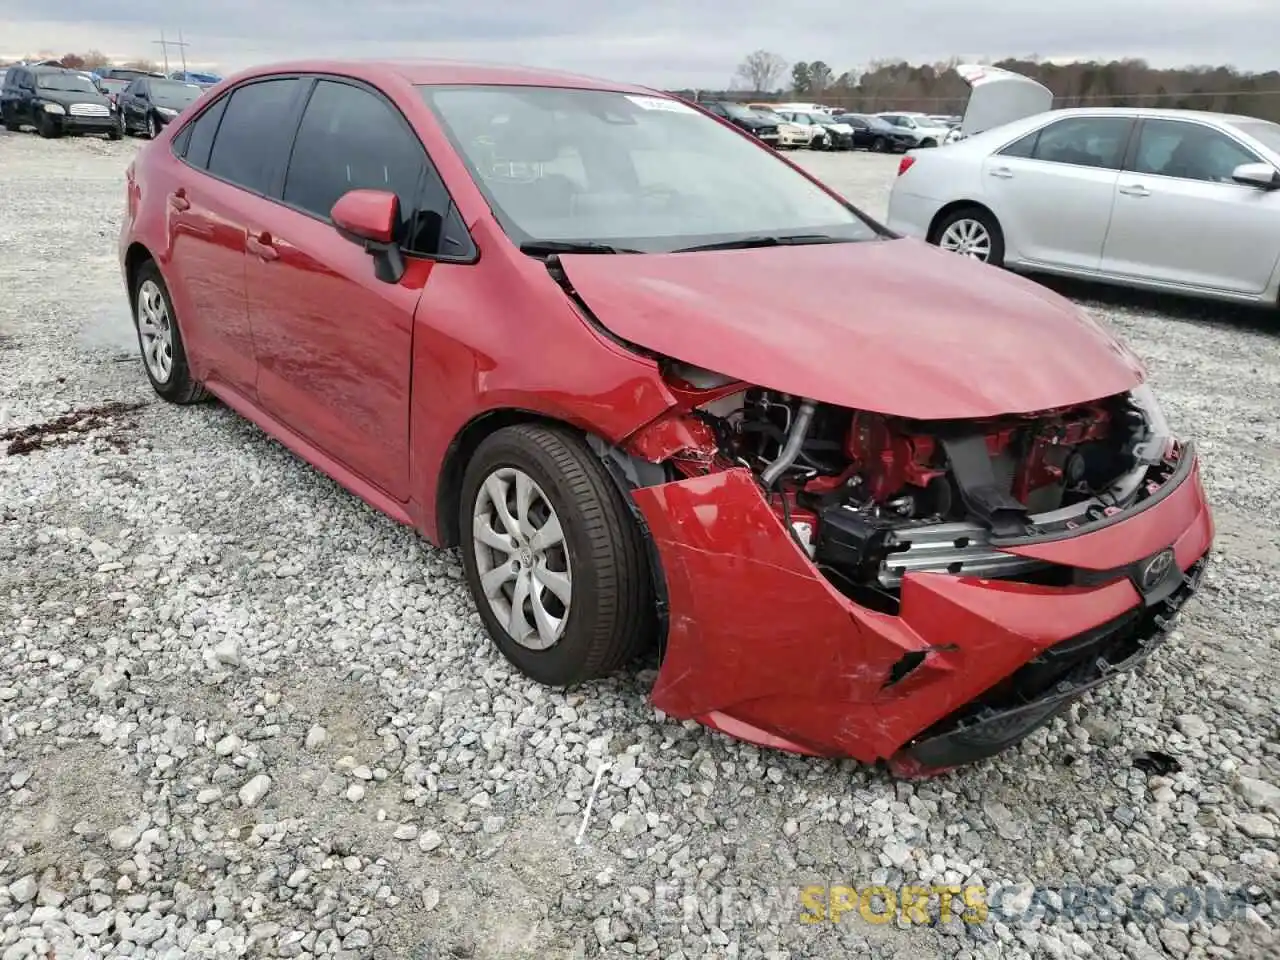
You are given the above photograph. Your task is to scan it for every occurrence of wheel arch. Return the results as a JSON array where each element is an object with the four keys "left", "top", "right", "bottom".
[
  {"left": 124, "top": 242, "right": 157, "bottom": 309},
  {"left": 926, "top": 200, "right": 997, "bottom": 244}
]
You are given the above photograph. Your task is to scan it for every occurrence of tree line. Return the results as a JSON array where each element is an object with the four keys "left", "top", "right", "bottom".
[
  {"left": 3, "top": 50, "right": 165, "bottom": 73},
  {"left": 670, "top": 51, "right": 1280, "bottom": 123}
]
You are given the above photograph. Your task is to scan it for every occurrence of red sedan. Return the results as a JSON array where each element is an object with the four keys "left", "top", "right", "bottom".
[{"left": 119, "top": 60, "right": 1213, "bottom": 776}]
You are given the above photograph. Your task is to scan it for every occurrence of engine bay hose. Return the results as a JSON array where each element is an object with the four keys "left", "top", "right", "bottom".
[{"left": 761, "top": 398, "right": 817, "bottom": 488}]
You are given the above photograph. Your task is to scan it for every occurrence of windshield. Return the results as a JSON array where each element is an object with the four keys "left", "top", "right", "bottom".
[
  {"left": 1233, "top": 120, "right": 1280, "bottom": 157},
  {"left": 36, "top": 74, "right": 98, "bottom": 94},
  {"left": 150, "top": 79, "right": 202, "bottom": 103},
  {"left": 719, "top": 103, "right": 754, "bottom": 120},
  {"left": 421, "top": 85, "right": 879, "bottom": 253}
]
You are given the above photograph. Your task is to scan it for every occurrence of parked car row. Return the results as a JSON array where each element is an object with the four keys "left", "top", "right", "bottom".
[
  {"left": 697, "top": 99, "right": 964, "bottom": 153},
  {"left": 1, "top": 64, "right": 203, "bottom": 140}
]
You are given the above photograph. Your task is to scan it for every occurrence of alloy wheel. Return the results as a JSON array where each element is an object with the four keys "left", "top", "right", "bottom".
[
  {"left": 136, "top": 278, "right": 174, "bottom": 382},
  {"left": 938, "top": 219, "right": 992, "bottom": 261},
  {"left": 147, "top": 115, "right": 157, "bottom": 138},
  {"left": 472, "top": 467, "right": 572, "bottom": 651}
]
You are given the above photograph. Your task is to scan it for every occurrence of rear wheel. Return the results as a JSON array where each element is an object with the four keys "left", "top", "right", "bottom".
[
  {"left": 460, "top": 424, "right": 655, "bottom": 687},
  {"left": 932, "top": 206, "right": 1005, "bottom": 267},
  {"left": 132, "top": 261, "right": 209, "bottom": 404},
  {"left": 2, "top": 106, "right": 20, "bottom": 132}
]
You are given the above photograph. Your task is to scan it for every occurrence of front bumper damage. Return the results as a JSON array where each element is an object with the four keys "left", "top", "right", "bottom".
[{"left": 630, "top": 451, "right": 1213, "bottom": 774}]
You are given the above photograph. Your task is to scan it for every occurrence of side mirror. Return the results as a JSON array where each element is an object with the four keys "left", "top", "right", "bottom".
[
  {"left": 331, "top": 189, "right": 405, "bottom": 284},
  {"left": 1231, "top": 162, "right": 1280, "bottom": 190}
]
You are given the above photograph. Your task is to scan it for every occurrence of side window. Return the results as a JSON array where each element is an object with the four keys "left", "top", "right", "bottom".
[
  {"left": 1028, "top": 116, "right": 1132, "bottom": 170},
  {"left": 1130, "top": 119, "right": 1261, "bottom": 183},
  {"left": 206, "top": 78, "right": 302, "bottom": 194},
  {"left": 998, "top": 129, "right": 1040, "bottom": 158},
  {"left": 282, "top": 80, "right": 430, "bottom": 245},
  {"left": 182, "top": 94, "right": 228, "bottom": 169}
]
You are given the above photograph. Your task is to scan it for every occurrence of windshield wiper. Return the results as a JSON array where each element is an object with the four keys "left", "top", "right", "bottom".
[
  {"left": 519, "top": 240, "right": 642, "bottom": 256},
  {"left": 672, "top": 233, "right": 853, "bottom": 253}
]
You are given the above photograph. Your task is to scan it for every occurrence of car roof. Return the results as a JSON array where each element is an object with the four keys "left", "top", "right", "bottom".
[
  {"left": 228, "top": 58, "right": 657, "bottom": 95},
  {"left": 1026, "top": 105, "right": 1267, "bottom": 126}
]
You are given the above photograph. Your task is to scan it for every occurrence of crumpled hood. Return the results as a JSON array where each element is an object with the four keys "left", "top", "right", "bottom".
[{"left": 559, "top": 237, "right": 1144, "bottom": 420}]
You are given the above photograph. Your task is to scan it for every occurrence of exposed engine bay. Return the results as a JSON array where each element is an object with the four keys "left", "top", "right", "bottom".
[{"left": 645, "top": 362, "right": 1183, "bottom": 610}]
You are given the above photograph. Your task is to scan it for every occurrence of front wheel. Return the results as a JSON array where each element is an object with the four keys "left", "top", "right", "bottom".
[
  {"left": 107, "top": 117, "right": 122, "bottom": 141},
  {"left": 37, "top": 113, "right": 60, "bottom": 138},
  {"left": 919, "top": 138, "right": 937, "bottom": 148},
  {"left": 146, "top": 113, "right": 158, "bottom": 139},
  {"left": 871, "top": 137, "right": 887, "bottom": 152},
  {"left": 932, "top": 206, "right": 1006, "bottom": 267},
  {"left": 460, "top": 425, "right": 655, "bottom": 687}
]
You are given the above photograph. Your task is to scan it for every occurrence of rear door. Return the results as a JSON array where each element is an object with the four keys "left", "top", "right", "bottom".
[
  {"left": 243, "top": 76, "right": 472, "bottom": 500},
  {"left": 164, "top": 78, "right": 304, "bottom": 396},
  {"left": 1100, "top": 117, "right": 1280, "bottom": 294},
  {"left": 980, "top": 114, "right": 1133, "bottom": 270}
]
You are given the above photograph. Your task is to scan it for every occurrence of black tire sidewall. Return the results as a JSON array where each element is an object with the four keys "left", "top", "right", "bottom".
[
  {"left": 873, "top": 137, "right": 885, "bottom": 152},
  {"left": 935, "top": 207, "right": 1006, "bottom": 267},
  {"left": 133, "top": 262, "right": 198, "bottom": 400},
  {"left": 459, "top": 429, "right": 642, "bottom": 686}
]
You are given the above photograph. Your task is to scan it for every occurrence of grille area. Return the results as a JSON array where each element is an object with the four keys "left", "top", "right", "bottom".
[{"left": 69, "top": 103, "right": 110, "bottom": 118}]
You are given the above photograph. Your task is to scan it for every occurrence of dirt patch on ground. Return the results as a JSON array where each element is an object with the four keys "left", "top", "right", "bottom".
[{"left": 2, "top": 400, "right": 144, "bottom": 455}]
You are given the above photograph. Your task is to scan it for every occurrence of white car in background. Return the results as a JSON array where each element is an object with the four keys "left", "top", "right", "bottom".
[
  {"left": 875, "top": 112, "right": 956, "bottom": 147},
  {"left": 745, "top": 103, "right": 820, "bottom": 149},
  {"left": 887, "top": 107, "right": 1280, "bottom": 305}
]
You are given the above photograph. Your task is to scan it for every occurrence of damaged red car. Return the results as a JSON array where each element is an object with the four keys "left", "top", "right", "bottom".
[{"left": 119, "top": 60, "right": 1214, "bottom": 775}]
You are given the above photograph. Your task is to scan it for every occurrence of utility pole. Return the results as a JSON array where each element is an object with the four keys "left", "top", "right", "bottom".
[{"left": 152, "top": 29, "right": 189, "bottom": 76}]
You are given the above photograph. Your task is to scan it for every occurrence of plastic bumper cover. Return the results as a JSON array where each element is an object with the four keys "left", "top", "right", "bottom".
[{"left": 631, "top": 453, "right": 1213, "bottom": 768}]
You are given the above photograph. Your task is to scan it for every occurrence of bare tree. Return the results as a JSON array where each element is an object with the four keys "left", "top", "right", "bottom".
[{"left": 735, "top": 50, "right": 788, "bottom": 94}]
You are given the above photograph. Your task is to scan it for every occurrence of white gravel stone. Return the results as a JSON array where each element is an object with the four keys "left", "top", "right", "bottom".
[{"left": 238, "top": 774, "right": 272, "bottom": 807}]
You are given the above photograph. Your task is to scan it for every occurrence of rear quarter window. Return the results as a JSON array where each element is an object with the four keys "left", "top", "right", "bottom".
[{"left": 205, "top": 78, "right": 303, "bottom": 195}]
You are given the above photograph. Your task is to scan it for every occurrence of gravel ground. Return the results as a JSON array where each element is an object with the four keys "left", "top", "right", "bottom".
[{"left": 1, "top": 131, "right": 1277, "bottom": 960}]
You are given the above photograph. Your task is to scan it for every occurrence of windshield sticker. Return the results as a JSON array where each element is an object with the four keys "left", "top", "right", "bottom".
[{"left": 626, "top": 95, "right": 697, "bottom": 114}]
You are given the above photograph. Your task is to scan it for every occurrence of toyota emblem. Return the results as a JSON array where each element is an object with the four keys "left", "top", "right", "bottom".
[{"left": 1139, "top": 548, "right": 1175, "bottom": 592}]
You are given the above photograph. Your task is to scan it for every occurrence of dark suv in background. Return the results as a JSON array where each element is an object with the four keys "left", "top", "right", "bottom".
[
  {"left": 1, "top": 66, "right": 120, "bottom": 139},
  {"left": 699, "top": 100, "right": 780, "bottom": 148},
  {"left": 117, "top": 77, "right": 204, "bottom": 138}
]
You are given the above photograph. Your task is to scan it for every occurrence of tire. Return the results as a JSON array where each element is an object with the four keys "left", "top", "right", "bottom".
[
  {"left": 810, "top": 135, "right": 825, "bottom": 151},
  {"left": 460, "top": 424, "right": 655, "bottom": 687},
  {"left": 146, "top": 113, "right": 158, "bottom": 139},
  {"left": 2, "top": 107, "right": 20, "bottom": 132},
  {"left": 871, "top": 137, "right": 887, "bottom": 152},
  {"left": 107, "top": 119, "right": 121, "bottom": 141},
  {"left": 931, "top": 206, "right": 1006, "bottom": 267},
  {"left": 919, "top": 138, "right": 937, "bottom": 148},
  {"left": 132, "top": 260, "right": 209, "bottom": 404},
  {"left": 37, "top": 113, "right": 60, "bottom": 138}
]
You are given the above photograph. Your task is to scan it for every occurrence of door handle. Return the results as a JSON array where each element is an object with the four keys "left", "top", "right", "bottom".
[
  {"left": 1118, "top": 184, "right": 1150, "bottom": 197},
  {"left": 247, "top": 230, "right": 279, "bottom": 262},
  {"left": 168, "top": 189, "right": 190, "bottom": 212},
  {"left": 989, "top": 166, "right": 1014, "bottom": 179}
]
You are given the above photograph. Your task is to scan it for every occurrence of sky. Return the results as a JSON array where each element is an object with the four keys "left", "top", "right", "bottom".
[{"left": 2, "top": 0, "right": 1276, "bottom": 87}]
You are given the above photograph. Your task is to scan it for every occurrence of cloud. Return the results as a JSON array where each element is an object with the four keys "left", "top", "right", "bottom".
[{"left": 3, "top": 0, "right": 1277, "bottom": 87}]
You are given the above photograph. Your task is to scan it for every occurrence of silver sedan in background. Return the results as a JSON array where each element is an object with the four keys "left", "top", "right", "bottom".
[{"left": 887, "top": 108, "right": 1280, "bottom": 306}]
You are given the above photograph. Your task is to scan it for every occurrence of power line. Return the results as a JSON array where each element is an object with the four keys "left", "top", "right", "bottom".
[{"left": 152, "top": 28, "right": 189, "bottom": 75}]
